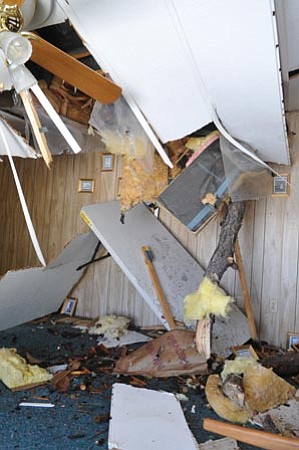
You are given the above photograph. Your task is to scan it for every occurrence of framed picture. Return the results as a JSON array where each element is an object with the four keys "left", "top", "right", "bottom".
[
  {"left": 231, "top": 344, "right": 259, "bottom": 360},
  {"left": 78, "top": 178, "right": 94, "bottom": 193},
  {"left": 61, "top": 297, "right": 78, "bottom": 316},
  {"left": 287, "top": 332, "right": 299, "bottom": 350},
  {"left": 272, "top": 174, "right": 290, "bottom": 197},
  {"left": 101, "top": 153, "right": 115, "bottom": 172}
]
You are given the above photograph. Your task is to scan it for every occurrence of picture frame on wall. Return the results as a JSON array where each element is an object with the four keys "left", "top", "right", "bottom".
[
  {"left": 231, "top": 344, "right": 259, "bottom": 360},
  {"left": 61, "top": 297, "right": 78, "bottom": 316},
  {"left": 287, "top": 332, "right": 299, "bottom": 350},
  {"left": 272, "top": 174, "right": 290, "bottom": 197},
  {"left": 101, "top": 153, "right": 115, "bottom": 172},
  {"left": 78, "top": 178, "right": 95, "bottom": 193}
]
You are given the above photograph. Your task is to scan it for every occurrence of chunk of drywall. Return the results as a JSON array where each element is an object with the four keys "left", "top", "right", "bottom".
[
  {"left": 108, "top": 383, "right": 198, "bottom": 450},
  {"left": 81, "top": 201, "right": 203, "bottom": 326},
  {"left": 81, "top": 201, "right": 251, "bottom": 354},
  {"left": 0, "top": 232, "right": 98, "bottom": 331}
]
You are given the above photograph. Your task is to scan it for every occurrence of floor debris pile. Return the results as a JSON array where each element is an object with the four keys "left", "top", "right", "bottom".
[{"left": 0, "top": 313, "right": 298, "bottom": 449}]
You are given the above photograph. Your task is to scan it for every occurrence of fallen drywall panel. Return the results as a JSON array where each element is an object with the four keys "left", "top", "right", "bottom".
[
  {"left": 81, "top": 201, "right": 203, "bottom": 326},
  {"left": 212, "top": 304, "right": 252, "bottom": 357},
  {"left": 58, "top": 0, "right": 288, "bottom": 164},
  {"left": 0, "top": 232, "right": 98, "bottom": 331},
  {"left": 81, "top": 201, "right": 250, "bottom": 353},
  {"left": 108, "top": 383, "right": 198, "bottom": 450}
]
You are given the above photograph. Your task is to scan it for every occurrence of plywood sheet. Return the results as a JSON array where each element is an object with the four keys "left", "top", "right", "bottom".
[
  {"left": 0, "top": 232, "right": 98, "bottom": 331},
  {"left": 58, "top": 0, "right": 288, "bottom": 164},
  {"left": 108, "top": 383, "right": 198, "bottom": 450}
]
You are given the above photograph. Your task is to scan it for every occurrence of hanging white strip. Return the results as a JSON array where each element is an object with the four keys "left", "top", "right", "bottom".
[
  {"left": 0, "top": 125, "right": 46, "bottom": 267},
  {"left": 30, "top": 84, "right": 82, "bottom": 154}
]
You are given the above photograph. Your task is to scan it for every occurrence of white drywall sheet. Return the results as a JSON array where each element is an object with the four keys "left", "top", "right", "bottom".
[
  {"left": 82, "top": 201, "right": 203, "bottom": 327},
  {"left": 0, "top": 232, "right": 98, "bottom": 331},
  {"left": 108, "top": 383, "right": 198, "bottom": 450},
  {"left": 59, "top": 0, "right": 288, "bottom": 164},
  {"left": 81, "top": 201, "right": 250, "bottom": 354}
]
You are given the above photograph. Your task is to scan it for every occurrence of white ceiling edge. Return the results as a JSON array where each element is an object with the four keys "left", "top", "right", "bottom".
[
  {"left": 0, "top": 119, "right": 36, "bottom": 158},
  {"left": 58, "top": 0, "right": 289, "bottom": 164}
]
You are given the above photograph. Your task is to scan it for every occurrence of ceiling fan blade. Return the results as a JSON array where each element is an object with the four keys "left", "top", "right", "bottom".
[
  {"left": 29, "top": 34, "right": 122, "bottom": 104},
  {"left": 4, "top": 0, "right": 24, "bottom": 5}
]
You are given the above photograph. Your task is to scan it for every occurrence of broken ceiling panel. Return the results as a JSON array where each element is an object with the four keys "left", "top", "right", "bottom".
[
  {"left": 59, "top": 0, "right": 289, "bottom": 164},
  {"left": 0, "top": 119, "right": 36, "bottom": 158},
  {"left": 0, "top": 232, "right": 98, "bottom": 331}
]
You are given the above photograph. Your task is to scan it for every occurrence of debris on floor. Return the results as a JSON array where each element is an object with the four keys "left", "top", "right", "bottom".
[
  {"left": 205, "top": 356, "right": 296, "bottom": 423},
  {"left": 88, "top": 314, "right": 131, "bottom": 338},
  {"left": 108, "top": 383, "right": 199, "bottom": 450},
  {"left": 114, "top": 329, "right": 207, "bottom": 377},
  {"left": 252, "top": 398, "right": 299, "bottom": 437},
  {"left": 0, "top": 347, "right": 53, "bottom": 389},
  {"left": 199, "top": 437, "right": 240, "bottom": 450}
]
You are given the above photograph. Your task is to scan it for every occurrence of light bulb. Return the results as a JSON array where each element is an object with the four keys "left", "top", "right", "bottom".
[{"left": 0, "top": 31, "right": 32, "bottom": 65}]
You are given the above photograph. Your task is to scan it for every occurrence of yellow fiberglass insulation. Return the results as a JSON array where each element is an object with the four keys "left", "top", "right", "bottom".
[
  {"left": 0, "top": 348, "right": 53, "bottom": 389},
  {"left": 243, "top": 364, "right": 296, "bottom": 413},
  {"left": 184, "top": 277, "right": 233, "bottom": 321},
  {"left": 205, "top": 374, "right": 253, "bottom": 424},
  {"left": 121, "top": 153, "right": 168, "bottom": 213},
  {"left": 221, "top": 357, "right": 258, "bottom": 381}
]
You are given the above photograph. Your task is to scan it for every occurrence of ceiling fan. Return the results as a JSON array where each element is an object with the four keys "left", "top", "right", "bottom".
[{"left": 0, "top": 0, "right": 122, "bottom": 267}]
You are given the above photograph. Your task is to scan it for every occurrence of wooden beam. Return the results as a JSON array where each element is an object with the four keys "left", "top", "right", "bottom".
[
  {"left": 203, "top": 418, "right": 299, "bottom": 450},
  {"left": 19, "top": 89, "right": 52, "bottom": 169},
  {"left": 30, "top": 34, "right": 122, "bottom": 104},
  {"left": 234, "top": 239, "right": 258, "bottom": 340},
  {"left": 141, "top": 246, "right": 176, "bottom": 330}
]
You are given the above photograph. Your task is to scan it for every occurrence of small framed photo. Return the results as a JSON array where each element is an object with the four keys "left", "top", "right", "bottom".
[
  {"left": 287, "top": 332, "right": 299, "bottom": 350},
  {"left": 101, "top": 153, "right": 115, "bottom": 172},
  {"left": 61, "top": 297, "right": 78, "bottom": 316},
  {"left": 231, "top": 344, "right": 259, "bottom": 360},
  {"left": 272, "top": 174, "right": 290, "bottom": 196},
  {"left": 78, "top": 178, "right": 94, "bottom": 193}
]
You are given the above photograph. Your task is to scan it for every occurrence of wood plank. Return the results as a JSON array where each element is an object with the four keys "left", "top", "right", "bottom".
[
  {"left": 30, "top": 34, "right": 122, "bottom": 104},
  {"left": 203, "top": 418, "right": 299, "bottom": 450}
]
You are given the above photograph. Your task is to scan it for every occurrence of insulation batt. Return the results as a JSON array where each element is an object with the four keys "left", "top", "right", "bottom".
[
  {"left": 0, "top": 348, "right": 53, "bottom": 389},
  {"left": 88, "top": 315, "right": 130, "bottom": 338},
  {"left": 206, "top": 360, "right": 296, "bottom": 423},
  {"left": 184, "top": 277, "right": 233, "bottom": 321},
  {"left": 121, "top": 153, "right": 168, "bottom": 212}
]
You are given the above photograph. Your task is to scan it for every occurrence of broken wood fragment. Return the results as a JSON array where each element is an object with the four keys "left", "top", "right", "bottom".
[
  {"left": 195, "top": 201, "right": 245, "bottom": 353},
  {"left": 222, "top": 373, "right": 244, "bottom": 409},
  {"left": 234, "top": 239, "right": 257, "bottom": 339},
  {"left": 203, "top": 418, "right": 299, "bottom": 450}
]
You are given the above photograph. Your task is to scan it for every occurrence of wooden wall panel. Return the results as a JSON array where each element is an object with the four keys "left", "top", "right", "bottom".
[{"left": 2, "top": 113, "right": 299, "bottom": 343}]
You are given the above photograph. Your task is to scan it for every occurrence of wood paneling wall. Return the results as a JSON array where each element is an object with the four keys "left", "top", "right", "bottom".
[{"left": 1, "top": 113, "right": 299, "bottom": 346}]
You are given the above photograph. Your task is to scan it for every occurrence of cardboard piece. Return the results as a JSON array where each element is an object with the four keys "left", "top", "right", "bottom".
[
  {"left": 108, "top": 383, "right": 198, "bottom": 450},
  {"left": 0, "top": 232, "right": 98, "bottom": 331},
  {"left": 115, "top": 330, "right": 207, "bottom": 377}
]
